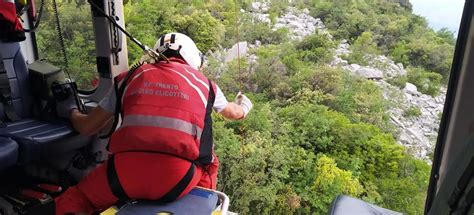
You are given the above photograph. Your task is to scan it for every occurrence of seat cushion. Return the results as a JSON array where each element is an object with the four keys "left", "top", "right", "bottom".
[
  {"left": 0, "top": 137, "right": 18, "bottom": 170},
  {"left": 0, "top": 119, "right": 75, "bottom": 163},
  {"left": 329, "top": 195, "right": 403, "bottom": 215},
  {"left": 117, "top": 188, "right": 219, "bottom": 215}
]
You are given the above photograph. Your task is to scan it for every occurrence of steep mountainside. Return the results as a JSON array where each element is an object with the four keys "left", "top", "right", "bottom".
[
  {"left": 214, "top": 2, "right": 446, "bottom": 161},
  {"left": 35, "top": 0, "right": 456, "bottom": 214}
]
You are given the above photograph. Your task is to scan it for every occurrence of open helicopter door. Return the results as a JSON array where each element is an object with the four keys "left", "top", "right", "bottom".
[
  {"left": 86, "top": 0, "right": 129, "bottom": 102},
  {"left": 78, "top": 0, "right": 130, "bottom": 164},
  {"left": 425, "top": 0, "right": 474, "bottom": 214},
  {"left": 328, "top": 1, "right": 474, "bottom": 214}
]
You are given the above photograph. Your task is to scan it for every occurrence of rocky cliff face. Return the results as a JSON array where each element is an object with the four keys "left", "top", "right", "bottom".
[
  {"left": 213, "top": 2, "right": 444, "bottom": 161},
  {"left": 332, "top": 41, "right": 445, "bottom": 161}
]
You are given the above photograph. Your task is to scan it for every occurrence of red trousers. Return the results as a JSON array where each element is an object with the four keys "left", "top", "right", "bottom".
[{"left": 55, "top": 152, "right": 218, "bottom": 214}]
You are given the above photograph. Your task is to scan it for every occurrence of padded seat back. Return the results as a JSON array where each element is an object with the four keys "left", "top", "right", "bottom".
[
  {"left": 117, "top": 188, "right": 219, "bottom": 215},
  {"left": 0, "top": 42, "right": 91, "bottom": 164},
  {"left": 0, "top": 136, "right": 18, "bottom": 170},
  {"left": 0, "top": 42, "right": 32, "bottom": 120}
]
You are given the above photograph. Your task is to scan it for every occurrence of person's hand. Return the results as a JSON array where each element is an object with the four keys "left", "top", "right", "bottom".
[
  {"left": 235, "top": 92, "right": 253, "bottom": 118},
  {"left": 56, "top": 95, "right": 78, "bottom": 119}
]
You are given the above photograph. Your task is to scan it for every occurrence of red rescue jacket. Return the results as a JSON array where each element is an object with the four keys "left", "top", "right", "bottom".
[
  {"left": 109, "top": 58, "right": 216, "bottom": 166},
  {"left": 0, "top": 0, "right": 25, "bottom": 42}
]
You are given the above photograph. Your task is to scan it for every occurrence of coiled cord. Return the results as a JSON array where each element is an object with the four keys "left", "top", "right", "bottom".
[
  {"left": 52, "top": 0, "right": 72, "bottom": 80},
  {"left": 23, "top": 0, "right": 45, "bottom": 33}
]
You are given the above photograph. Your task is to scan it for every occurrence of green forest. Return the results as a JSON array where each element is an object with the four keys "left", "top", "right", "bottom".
[{"left": 34, "top": 0, "right": 457, "bottom": 214}]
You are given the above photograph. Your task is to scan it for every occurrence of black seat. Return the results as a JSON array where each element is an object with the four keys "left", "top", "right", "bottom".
[
  {"left": 0, "top": 119, "right": 77, "bottom": 163},
  {"left": 0, "top": 42, "right": 89, "bottom": 164},
  {"left": 0, "top": 137, "right": 18, "bottom": 170},
  {"left": 0, "top": 42, "right": 32, "bottom": 119},
  {"left": 329, "top": 195, "right": 402, "bottom": 215}
]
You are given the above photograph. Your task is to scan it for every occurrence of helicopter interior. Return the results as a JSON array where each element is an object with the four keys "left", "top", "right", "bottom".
[
  {"left": 0, "top": 0, "right": 472, "bottom": 214},
  {"left": 0, "top": 0, "right": 126, "bottom": 213}
]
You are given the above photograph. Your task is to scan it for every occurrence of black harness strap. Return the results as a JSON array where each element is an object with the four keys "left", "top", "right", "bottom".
[
  {"left": 100, "top": 62, "right": 143, "bottom": 140},
  {"left": 0, "top": 71, "right": 18, "bottom": 121},
  {"left": 105, "top": 69, "right": 215, "bottom": 205},
  {"left": 106, "top": 154, "right": 196, "bottom": 205},
  {"left": 106, "top": 155, "right": 130, "bottom": 204},
  {"left": 157, "top": 163, "right": 196, "bottom": 203},
  {"left": 0, "top": 91, "right": 18, "bottom": 121},
  {"left": 196, "top": 79, "right": 216, "bottom": 166}
]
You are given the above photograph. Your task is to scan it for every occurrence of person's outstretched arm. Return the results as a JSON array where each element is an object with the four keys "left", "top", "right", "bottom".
[
  {"left": 70, "top": 107, "right": 113, "bottom": 136},
  {"left": 213, "top": 84, "right": 253, "bottom": 120},
  {"left": 219, "top": 102, "right": 246, "bottom": 120},
  {"left": 58, "top": 86, "right": 115, "bottom": 136}
]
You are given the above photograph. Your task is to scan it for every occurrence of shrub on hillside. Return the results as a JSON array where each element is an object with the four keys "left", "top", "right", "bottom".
[
  {"left": 407, "top": 67, "right": 443, "bottom": 96},
  {"left": 344, "top": 31, "right": 380, "bottom": 66},
  {"left": 331, "top": 74, "right": 389, "bottom": 130},
  {"left": 387, "top": 75, "right": 408, "bottom": 89},
  {"left": 391, "top": 36, "right": 453, "bottom": 81},
  {"left": 240, "top": 22, "right": 289, "bottom": 46},
  {"left": 172, "top": 10, "right": 225, "bottom": 52},
  {"left": 303, "top": 154, "right": 364, "bottom": 214},
  {"left": 403, "top": 106, "right": 422, "bottom": 118},
  {"left": 295, "top": 33, "right": 336, "bottom": 64}
]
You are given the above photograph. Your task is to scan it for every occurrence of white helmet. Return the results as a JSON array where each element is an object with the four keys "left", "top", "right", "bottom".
[{"left": 154, "top": 33, "right": 203, "bottom": 70}]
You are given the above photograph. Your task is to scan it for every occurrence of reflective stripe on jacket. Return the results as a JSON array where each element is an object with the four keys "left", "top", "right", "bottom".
[{"left": 109, "top": 58, "right": 216, "bottom": 165}]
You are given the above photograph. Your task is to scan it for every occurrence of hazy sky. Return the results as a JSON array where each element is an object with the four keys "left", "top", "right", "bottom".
[{"left": 410, "top": 0, "right": 465, "bottom": 33}]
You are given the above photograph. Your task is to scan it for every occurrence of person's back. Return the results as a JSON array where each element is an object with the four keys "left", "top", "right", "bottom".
[
  {"left": 110, "top": 59, "right": 214, "bottom": 161},
  {"left": 54, "top": 33, "right": 253, "bottom": 214}
]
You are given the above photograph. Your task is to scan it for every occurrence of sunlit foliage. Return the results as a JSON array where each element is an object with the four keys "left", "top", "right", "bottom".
[{"left": 32, "top": 0, "right": 454, "bottom": 214}]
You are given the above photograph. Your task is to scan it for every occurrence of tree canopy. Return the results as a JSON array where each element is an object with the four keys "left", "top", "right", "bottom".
[{"left": 33, "top": 0, "right": 457, "bottom": 214}]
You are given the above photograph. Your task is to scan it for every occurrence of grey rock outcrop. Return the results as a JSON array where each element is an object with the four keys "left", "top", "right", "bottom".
[
  {"left": 331, "top": 40, "right": 445, "bottom": 161},
  {"left": 251, "top": 13, "right": 272, "bottom": 24},
  {"left": 211, "top": 1, "right": 445, "bottom": 161},
  {"left": 249, "top": 1, "right": 270, "bottom": 13},
  {"left": 377, "top": 80, "right": 445, "bottom": 161},
  {"left": 355, "top": 67, "right": 384, "bottom": 80},
  {"left": 273, "top": 7, "right": 330, "bottom": 40},
  {"left": 247, "top": 3, "right": 330, "bottom": 41},
  {"left": 225, "top": 42, "right": 248, "bottom": 63},
  {"left": 404, "top": 83, "right": 419, "bottom": 95},
  {"left": 369, "top": 55, "right": 407, "bottom": 78}
]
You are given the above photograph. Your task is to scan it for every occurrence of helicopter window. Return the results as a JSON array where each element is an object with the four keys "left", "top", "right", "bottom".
[
  {"left": 20, "top": 0, "right": 466, "bottom": 214},
  {"left": 34, "top": 0, "right": 98, "bottom": 92}
]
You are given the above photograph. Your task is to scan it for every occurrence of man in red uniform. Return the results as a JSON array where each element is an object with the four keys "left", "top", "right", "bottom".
[
  {"left": 0, "top": 0, "right": 26, "bottom": 42},
  {"left": 55, "top": 33, "right": 253, "bottom": 214}
]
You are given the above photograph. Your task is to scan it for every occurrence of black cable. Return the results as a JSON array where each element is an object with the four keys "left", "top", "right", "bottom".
[
  {"left": 52, "top": 0, "right": 72, "bottom": 80},
  {"left": 110, "top": 0, "right": 120, "bottom": 64},
  {"left": 23, "top": 0, "right": 45, "bottom": 33},
  {"left": 87, "top": 0, "right": 169, "bottom": 64},
  {"left": 87, "top": 0, "right": 146, "bottom": 51}
]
